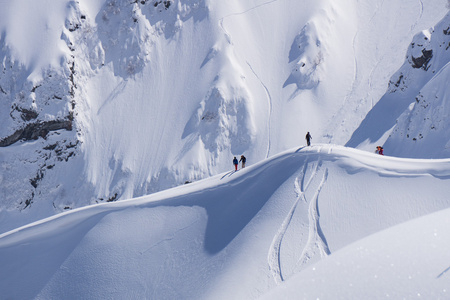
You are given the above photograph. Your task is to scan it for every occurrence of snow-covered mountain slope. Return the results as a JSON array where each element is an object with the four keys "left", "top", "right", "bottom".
[
  {"left": 1, "top": 145, "right": 450, "bottom": 299},
  {"left": 0, "top": 0, "right": 448, "bottom": 233},
  {"left": 263, "top": 207, "right": 450, "bottom": 299},
  {"left": 347, "top": 12, "right": 450, "bottom": 158}
]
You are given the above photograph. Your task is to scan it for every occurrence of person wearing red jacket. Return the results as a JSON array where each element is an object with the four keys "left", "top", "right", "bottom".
[{"left": 376, "top": 146, "right": 384, "bottom": 155}]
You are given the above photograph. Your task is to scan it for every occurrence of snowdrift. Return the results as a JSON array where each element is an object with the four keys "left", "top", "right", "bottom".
[{"left": 1, "top": 145, "right": 450, "bottom": 299}]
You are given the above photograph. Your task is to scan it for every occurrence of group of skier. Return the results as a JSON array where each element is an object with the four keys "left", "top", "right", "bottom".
[
  {"left": 233, "top": 155, "right": 246, "bottom": 171},
  {"left": 231, "top": 132, "right": 313, "bottom": 170},
  {"left": 232, "top": 132, "right": 385, "bottom": 170}
]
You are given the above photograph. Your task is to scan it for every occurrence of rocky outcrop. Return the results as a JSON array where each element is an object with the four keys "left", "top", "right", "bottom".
[
  {"left": 411, "top": 48, "right": 433, "bottom": 70},
  {"left": 0, "top": 119, "right": 72, "bottom": 147},
  {"left": 347, "top": 12, "right": 450, "bottom": 158},
  {"left": 0, "top": 3, "right": 80, "bottom": 215}
]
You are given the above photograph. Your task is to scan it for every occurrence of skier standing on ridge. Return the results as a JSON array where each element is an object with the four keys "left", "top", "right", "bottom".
[
  {"left": 239, "top": 155, "right": 246, "bottom": 168},
  {"left": 233, "top": 157, "right": 239, "bottom": 171},
  {"left": 305, "top": 132, "right": 312, "bottom": 146}
]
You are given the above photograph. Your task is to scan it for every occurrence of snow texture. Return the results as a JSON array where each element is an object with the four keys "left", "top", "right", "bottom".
[
  {"left": 1, "top": 145, "right": 450, "bottom": 299},
  {"left": 0, "top": 1, "right": 450, "bottom": 298}
]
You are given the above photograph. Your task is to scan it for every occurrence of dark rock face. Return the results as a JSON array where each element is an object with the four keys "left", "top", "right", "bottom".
[
  {"left": 411, "top": 49, "right": 433, "bottom": 70},
  {"left": 0, "top": 0, "right": 83, "bottom": 215},
  {"left": 0, "top": 119, "right": 73, "bottom": 147}
]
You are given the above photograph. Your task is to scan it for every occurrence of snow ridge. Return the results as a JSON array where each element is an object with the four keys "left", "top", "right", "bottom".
[
  {"left": 1, "top": 145, "right": 450, "bottom": 299},
  {"left": 0, "top": 0, "right": 448, "bottom": 241}
]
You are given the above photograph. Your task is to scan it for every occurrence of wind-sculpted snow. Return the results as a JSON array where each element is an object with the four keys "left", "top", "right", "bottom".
[
  {"left": 183, "top": 86, "right": 254, "bottom": 155},
  {"left": 0, "top": 1, "right": 448, "bottom": 297},
  {"left": 142, "top": 0, "right": 208, "bottom": 37},
  {"left": 1, "top": 145, "right": 450, "bottom": 299},
  {"left": 93, "top": 0, "right": 208, "bottom": 77},
  {"left": 285, "top": 18, "right": 326, "bottom": 90},
  {"left": 263, "top": 207, "right": 450, "bottom": 299},
  {"left": 0, "top": 0, "right": 448, "bottom": 243},
  {"left": 95, "top": 0, "right": 152, "bottom": 77}
]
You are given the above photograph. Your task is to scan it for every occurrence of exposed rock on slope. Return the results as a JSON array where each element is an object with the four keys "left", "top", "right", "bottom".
[{"left": 347, "top": 12, "right": 450, "bottom": 158}]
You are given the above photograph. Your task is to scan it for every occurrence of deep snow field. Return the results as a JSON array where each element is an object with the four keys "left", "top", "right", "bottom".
[
  {"left": 0, "top": 0, "right": 450, "bottom": 298},
  {"left": 2, "top": 145, "right": 450, "bottom": 299}
]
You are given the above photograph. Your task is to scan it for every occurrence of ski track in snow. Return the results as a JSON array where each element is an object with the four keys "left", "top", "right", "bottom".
[
  {"left": 218, "top": 0, "right": 280, "bottom": 45},
  {"left": 344, "top": 21, "right": 359, "bottom": 108},
  {"left": 97, "top": 79, "right": 128, "bottom": 115},
  {"left": 246, "top": 61, "right": 273, "bottom": 158},
  {"left": 139, "top": 217, "right": 200, "bottom": 255},
  {"left": 366, "top": 0, "right": 385, "bottom": 109},
  {"left": 437, "top": 266, "right": 450, "bottom": 279},
  {"left": 327, "top": 0, "right": 386, "bottom": 140},
  {"left": 294, "top": 167, "right": 330, "bottom": 272},
  {"left": 367, "top": 59, "right": 381, "bottom": 108},
  {"left": 218, "top": 1, "right": 280, "bottom": 158},
  {"left": 411, "top": 0, "right": 424, "bottom": 32},
  {"left": 267, "top": 160, "right": 321, "bottom": 284},
  {"left": 218, "top": 19, "right": 232, "bottom": 45},
  {"left": 220, "top": 0, "right": 280, "bottom": 20},
  {"left": 220, "top": 170, "right": 237, "bottom": 179}
]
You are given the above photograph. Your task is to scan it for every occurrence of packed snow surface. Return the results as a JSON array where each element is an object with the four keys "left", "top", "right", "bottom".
[{"left": 1, "top": 145, "right": 450, "bottom": 299}]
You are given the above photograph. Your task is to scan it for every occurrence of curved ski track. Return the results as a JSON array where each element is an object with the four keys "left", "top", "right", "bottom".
[
  {"left": 246, "top": 61, "right": 273, "bottom": 159},
  {"left": 294, "top": 167, "right": 330, "bottom": 272},
  {"left": 268, "top": 160, "right": 330, "bottom": 284},
  {"left": 218, "top": 1, "right": 280, "bottom": 159}
]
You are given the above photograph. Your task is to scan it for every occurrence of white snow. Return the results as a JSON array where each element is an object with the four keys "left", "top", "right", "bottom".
[
  {"left": 0, "top": 0, "right": 450, "bottom": 298},
  {"left": 347, "top": 11, "right": 450, "bottom": 158},
  {"left": 1, "top": 145, "right": 450, "bottom": 299},
  {"left": 0, "top": 0, "right": 448, "bottom": 224},
  {"left": 263, "top": 206, "right": 450, "bottom": 299},
  {"left": 0, "top": 0, "right": 70, "bottom": 81}
]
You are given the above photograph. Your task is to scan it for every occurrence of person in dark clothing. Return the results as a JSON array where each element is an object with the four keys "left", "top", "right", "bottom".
[
  {"left": 239, "top": 155, "right": 246, "bottom": 168},
  {"left": 233, "top": 157, "right": 238, "bottom": 170},
  {"left": 305, "top": 132, "right": 312, "bottom": 146}
]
